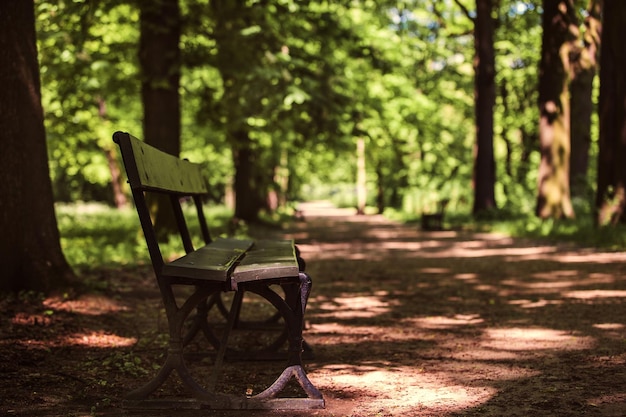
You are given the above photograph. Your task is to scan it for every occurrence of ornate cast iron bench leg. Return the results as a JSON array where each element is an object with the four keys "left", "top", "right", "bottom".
[
  {"left": 124, "top": 285, "right": 225, "bottom": 402},
  {"left": 246, "top": 273, "right": 324, "bottom": 408}
]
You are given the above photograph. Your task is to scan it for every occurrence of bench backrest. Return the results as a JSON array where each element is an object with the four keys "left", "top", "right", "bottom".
[{"left": 113, "top": 131, "right": 212, "bottom": 271}]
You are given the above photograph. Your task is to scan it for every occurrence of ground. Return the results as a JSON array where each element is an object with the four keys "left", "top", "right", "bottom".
[{"left": 2, "top": 201, "right": 626, "bottom": 416}]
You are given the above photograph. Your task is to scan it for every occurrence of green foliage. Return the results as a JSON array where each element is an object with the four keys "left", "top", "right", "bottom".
[
  {"left": 473, "top": 214, "right": 626, "bottom": 251},
  {"left": 36, "top": 0, "right": 602, "bottom": 232},
  {"left": 56, "top": 202, "right": 234, "bottom": 270},
  {"left": 37, "top": 0, "right": 142, "bottom": 202}
]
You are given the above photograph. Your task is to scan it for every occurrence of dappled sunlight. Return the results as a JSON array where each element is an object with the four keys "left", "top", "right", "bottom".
[
  {"left": 294, "top": 205, "right": 626, "bottom": 415},
  {"left": 405, "top": 314, "right": 484, "bottom": 329},
  {"left": 441, "top": 245, "right": 559, "bottom": 260},
  {"left": 7, "top": 294, "right": 137, "bottom": 351},
  {"left": 483, "top": 327, "right": 595, "bottom": 351},
  {"left": 499, "top": 272, "right": 616, "bottom": 294},
  {"left": 64, "top": 331, "right": 136, "bottom": 347},
  {"left": 564, "top": 290, "right": 626, "bottom": 300},
  {"left": 593, "top": 323, "right": 624, "bottom": 330},
  {"left": 552, "top": 250, "right": 626, "bottom": 264},
  {"left": 312, "top": 322, "right": 422, "bottom": 342},
  {"left": 43, "top": 294, "right": 130, "bottom": 315},
  {"left": 509, "top": 298, "right": 564, "bottom": 309},
  {"left": 8, "top": 331, "right": 137, "bottom": 349},
  {"left": 313, "top": 291, "right": 397, "bottom": 320},
  {"left": 310, "top": 364, "right": 497, "bottom": 415}
]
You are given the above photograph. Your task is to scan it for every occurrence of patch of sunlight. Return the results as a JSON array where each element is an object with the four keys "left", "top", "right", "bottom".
[
  {"left": 313, "top": 366, "right": 496, "bottom": 415},
  {"left": 524, "top": 271, "right": 615, "bottom": 287},
  {"left": 12, "top": 332, "right": 137, "bottom": 349},
  {"left": 407, "top": 314, "right": 484, "bottom": 329},
  {"left": 454, "top": 273, "right": 479, "bottom": 281},
  {"left": 509, "top": 298, "right": 564, "bottom": 309},
  {"left": 418, "top": 267, "right": 450, "bottom": 274},
  {"left": 418, "top": 244, "right": 558, "bottom": 259},
  {"left": 564, "top": 290, "right": 626, "bottom": 300},
  {"left": 44, "top": 294, "right": 130, "bottom": 315},
  {"left": 593, "top": 323, "right": 624, "bottom": 330},
  {"left": 552, "top": 251, "right": 626, "bottom": 264},
  {"left": 484, "top": 327, "right": 595, "bottom": 351},
  {"left": 65, "top": 331, "right": 137, "bottom": 347},
  {"left": 316, "top": 294, "right": 396, "bottom": 319},
  {"left": 311, "top": 322, "right": 422, "bottom": 342}
]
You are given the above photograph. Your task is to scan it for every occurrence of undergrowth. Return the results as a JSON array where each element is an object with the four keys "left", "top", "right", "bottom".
[{"left": 386, "top": 206, "right": 626, "bottom": 251}]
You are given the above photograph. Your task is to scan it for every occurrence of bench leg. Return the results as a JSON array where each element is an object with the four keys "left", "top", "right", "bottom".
[
  {"left": 183, "top": 291, "right": 223, "bottom": 349},
  {"left": 125, "top": 285, "right": 222, "bottom": 401},
  {"left": 124, "top": 275, "right": 324, "bottom": 409},
  {"left": 243, "top": 273, "right": 324, "bottom": 406}
]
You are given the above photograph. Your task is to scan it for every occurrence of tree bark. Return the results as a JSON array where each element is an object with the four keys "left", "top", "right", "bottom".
[
  {"left": 356, "top": 137, "right": 367, "bottom": 215},
  {"left": 139, "top": 0, "right": 181, "bottom": 237},
  {"left": 232, "top": 131, "right": 262, "bottom": 222},
  {"left": 210, "top": 1, "right": 267, "bottom": 223},
  {"left": 0, "top": 0, "right": 75, "bottom": 292},
  {"left": 569, "top": 0, "right": 602, "bottom": 198},
  {"left": 472, "top": 0, "right": 497, "bottom": 216},
  {"left": 536, "top": 0, "right": 577, "bottom": 219},
  {"left": 595, "top": 0, "right": 626, "bottom": 225}
]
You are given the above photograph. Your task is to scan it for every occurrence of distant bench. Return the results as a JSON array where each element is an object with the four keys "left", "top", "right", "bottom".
[
  {"left": 113, "top": 131, "right": 324, "bottom": 410},
  {"left": 421, "top": 199, "right": 449, "bottom": 231}
]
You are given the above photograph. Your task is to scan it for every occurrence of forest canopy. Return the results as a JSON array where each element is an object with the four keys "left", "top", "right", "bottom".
[{"left": 34, "top": 0, "right": 614, "bottom": 224}]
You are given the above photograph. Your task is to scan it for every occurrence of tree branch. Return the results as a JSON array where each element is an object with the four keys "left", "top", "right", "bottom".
[{"left": 452, "top": 0, "right": 474, "bottom": 23}]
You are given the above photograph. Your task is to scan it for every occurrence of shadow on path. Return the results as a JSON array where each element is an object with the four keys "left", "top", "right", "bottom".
[{"left": 285, "top": 201, "right": 626, "bottom": 417}]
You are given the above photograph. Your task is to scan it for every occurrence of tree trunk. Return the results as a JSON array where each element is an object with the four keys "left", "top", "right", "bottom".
[
  {"left": 0, "top": 0, "right": 75, "bottom": 292},
  {"left": 595, "top": 0, "right": 626, "bottom": 225},
  {"left": 536, "top": 0, "right": 577, "bottom": 219},
  {"left": 105, "top": 147, "right": 129, "bottom": 208},
  {"left": 232, "top": 131, "right": 261, "bottom": 222},
  {"left": 472, "top": 0, "right": 497, "bottom": 216},
  {"left": 210, "top": 1, "right": 267, "bottom": 223},
  {"left": 570, "top": 0, "right": 602, "bottom": 198},
  {"left": 356, "top": 137, "right": 367, "bottom": 215},
  {"left": 139, "top": 0, "right": 181, "bottom": 237}
]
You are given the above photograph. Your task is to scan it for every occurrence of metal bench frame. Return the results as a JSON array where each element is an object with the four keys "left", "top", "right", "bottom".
[{"left": 113, "top": 131, "right": 324, "bottom": 410}]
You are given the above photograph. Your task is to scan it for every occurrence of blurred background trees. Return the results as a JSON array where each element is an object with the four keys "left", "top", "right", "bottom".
[
  {"left": 4, "top": 0, "right": 626, "bottom": 291},
  {"left": 35, "top": 0, "right": 611, "bottom": 224}
]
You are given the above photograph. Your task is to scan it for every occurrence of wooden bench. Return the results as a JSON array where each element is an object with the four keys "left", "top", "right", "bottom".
[
  {"left": 421, "top": 199, "right": 449, "bottom": 231},
  {"left": 113, "top": 131, "right": 324, "bottom": 410}
]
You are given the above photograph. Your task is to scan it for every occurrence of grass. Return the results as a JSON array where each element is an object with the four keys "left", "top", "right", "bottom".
[
  {"left": 55, "top": 202, "right": 236, "bottom": 271},
  {"left": 385, "top": 205, "right": 626, "bottom": 251}
]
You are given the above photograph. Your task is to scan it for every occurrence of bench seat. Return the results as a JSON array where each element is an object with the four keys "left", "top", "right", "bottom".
[
  {"left": 233, "top": 240, "right": 301, "bottom": 286},
  {"left": 162, "top": 238, "right": 253, "bottom": 281}
]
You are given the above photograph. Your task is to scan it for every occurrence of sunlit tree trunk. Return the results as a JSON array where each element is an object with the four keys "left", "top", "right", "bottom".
[
  {"left": 472, "top": 0, "right": 497, "bottom": 216},
  {"left": 595, "top": 0, "right": 626, "bottom": 225},
  {"left": 0, "top": 0, "right": 75, "bottom": 292},
  {"left": 536, "top": 0, "right": 577, "bottom": 219},
  {"left": 570, "top": 0, "right": 602, "bottom": 198},
  {"left": 356, "top": 137, "right": 367, "bottom": 215},
  {"left": 139, "top": 0, "right": 181, "bottom": 237},
  {"left": 98, "top": 97, "right": 129, "bottom": 209}
]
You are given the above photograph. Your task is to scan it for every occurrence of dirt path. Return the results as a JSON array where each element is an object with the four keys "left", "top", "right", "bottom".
[
  {"left": 2, "top": 201, "right": 626, "bottom": 416},
  {"left": 289, "top": 201, "right": 626, "bottom": 416}
]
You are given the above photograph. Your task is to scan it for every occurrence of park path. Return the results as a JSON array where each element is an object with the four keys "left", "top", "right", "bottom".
[{"left": 276, "top": 201, "right": 626, "bottom": 417}]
